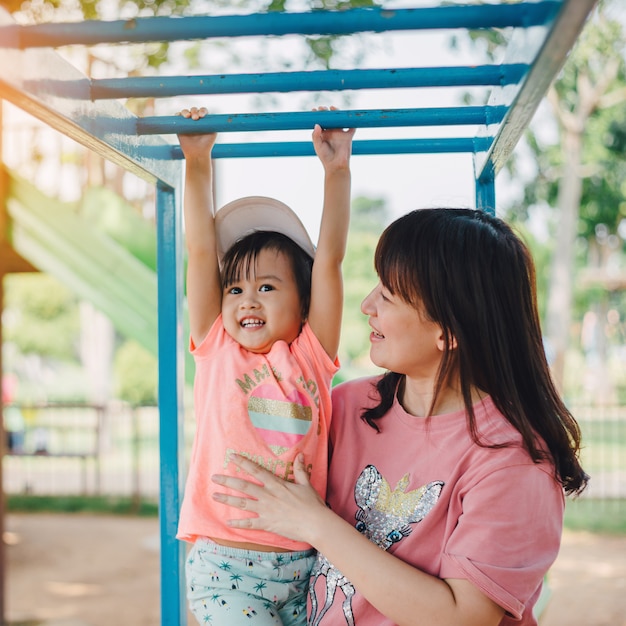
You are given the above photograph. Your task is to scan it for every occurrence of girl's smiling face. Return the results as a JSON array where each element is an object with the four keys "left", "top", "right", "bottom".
[{"left": 221, "top": 248, "right": 303, "bottom": 354}]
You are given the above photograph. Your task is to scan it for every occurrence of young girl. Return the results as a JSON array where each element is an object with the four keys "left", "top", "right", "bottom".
[
  {"left": 212, "top": 208, "right": 588, "bottom": 626},
  {"left": 175, "top": 106, "right": 355, "bottom": 626}
]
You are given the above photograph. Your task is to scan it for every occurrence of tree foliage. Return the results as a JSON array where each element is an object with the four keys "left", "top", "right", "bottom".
[
  {"left": 518, "top": 2, "right": 626, "bottom": 245},
  {"left": 338, "top": 194, "right": 389, "bottom": 375},
  {"left": 456, "top": 0, "right": 626, "bottom": 397},
  {"left": 113, "top": 340, "right": 158, "bottom": 407},
  {"left": 3, "top": 274, "right": 79, "bottom": 360},
  {"left": 1, "top": 0, "right": 381, "bottom": 70},
  {"left": 510, "top": 0, "right": 625, "bottom": 396}
]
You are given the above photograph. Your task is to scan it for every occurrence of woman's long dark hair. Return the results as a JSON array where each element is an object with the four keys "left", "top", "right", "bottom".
[{"left": 361, "top": 208, "right": 588, "bottom": 496}]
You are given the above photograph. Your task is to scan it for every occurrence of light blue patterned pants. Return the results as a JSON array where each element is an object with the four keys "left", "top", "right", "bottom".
[{"left": 186, "top": 537, "right": 316, "bottom": 625}]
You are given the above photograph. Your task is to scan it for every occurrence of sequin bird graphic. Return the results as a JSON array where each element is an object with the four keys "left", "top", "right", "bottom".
[{"left": 309, "top": 465, "right": 444, "bottom": 626}]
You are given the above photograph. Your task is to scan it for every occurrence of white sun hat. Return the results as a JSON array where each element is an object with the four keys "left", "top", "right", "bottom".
[{"left": 215, "top": 196, "right": 316, "bottom": 260}]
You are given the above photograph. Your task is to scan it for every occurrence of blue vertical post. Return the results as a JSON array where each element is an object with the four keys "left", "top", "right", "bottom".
[
  {"left": 156, "top": 182, "right": 187, "bottom": 626},
  {"left": 475, "top": 170, "right": 496, "bottom": 216}
]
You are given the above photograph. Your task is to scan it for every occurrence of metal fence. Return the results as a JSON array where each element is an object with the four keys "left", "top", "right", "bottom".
[
  {"left": 573, "top": 405, "right": 626, "bottom": 500},
  {"left": 3, "top": 402, "right": 626, "bottom": 507},
  {"left": 3, "top": 402, "right": 164, "bottom": 500}
]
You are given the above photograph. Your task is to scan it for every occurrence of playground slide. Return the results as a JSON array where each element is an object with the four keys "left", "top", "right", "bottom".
[{"left": 5, "top": 169, "right": 195, "bottom": 386}]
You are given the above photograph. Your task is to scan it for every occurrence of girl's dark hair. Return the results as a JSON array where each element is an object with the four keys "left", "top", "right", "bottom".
[
  {"left": 221, "top": 230, "right": 314, "bottom": 320},
  {"left": 362, "top": 208, "right": 588, "bottom": 496}
]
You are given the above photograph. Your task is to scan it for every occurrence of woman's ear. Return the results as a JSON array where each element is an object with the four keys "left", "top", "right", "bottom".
[{"left": 436, "top": 329, "right": 457, "bottom": 352}]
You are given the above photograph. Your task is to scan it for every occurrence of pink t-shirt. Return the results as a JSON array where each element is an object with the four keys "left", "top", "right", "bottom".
[
  {"left": 309, "top": 375, "right": 564, "bottom": 626},
  {"left": 177, "top": 315, "right": 338, "bottom": 550}
]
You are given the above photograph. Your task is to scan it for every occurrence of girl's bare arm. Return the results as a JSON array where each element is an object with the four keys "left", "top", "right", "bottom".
[
  {"left": 308, "top": 108, "right": 355, "bottom": 359},
  {"left": 177, "top": 107, "right": 221, "bottom": 347}
]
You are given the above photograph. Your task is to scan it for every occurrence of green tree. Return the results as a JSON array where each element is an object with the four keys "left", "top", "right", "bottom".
[
  {"left": 113, "top": 340, "right": 158, "bottom": 407},
  {"left": 1, "top": 0, "right": 381, "bottom": 71},
  {"left": 458, "top": 1, "right": 626, "bottom": 395},
  {"left": 513, "top": 2, "right": 626, "bottom": 393},
  {"left": 338, "top": 194, "right": 389, "bottom": 378},
  {"left": 3, "top": 273, "right": 79, "bottom": 360},
  {"left": 2, "top": 273, "right": 86, "bottom": 401}
]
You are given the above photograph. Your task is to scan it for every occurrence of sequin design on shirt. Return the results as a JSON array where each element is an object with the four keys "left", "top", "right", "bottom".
[
  {"left": 247, "top": 384, "right": 313, "bottom": 456},
  {"left": 354, "top": 465, "right": 444, "bottom": 549},
  {"left": 309, "top": 465, "right": 444, "bottom": 626}
]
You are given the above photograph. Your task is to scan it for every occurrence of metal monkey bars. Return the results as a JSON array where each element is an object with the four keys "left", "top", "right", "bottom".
[{"left": 0, "top": 1, "right": 597, "bottom": 623}]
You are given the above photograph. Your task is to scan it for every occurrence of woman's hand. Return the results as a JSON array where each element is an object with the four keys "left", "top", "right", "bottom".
[{"left": 212, "top": 453, "right": 328, "bottom": 544}]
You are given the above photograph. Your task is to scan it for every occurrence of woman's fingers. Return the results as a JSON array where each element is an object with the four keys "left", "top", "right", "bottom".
[
  {"left": 212, "top": 490, "right": 261, "bottom": 529},
  {"left": 292, "top": 453, "right": 311, "bottom": 484},
  {"left": 211, "top": 489, "right": 256, "bottom": 511},
  {"left": 211, "top": 454, "right": 275, "bottom": 500},
  {"left": 212, "top": 471, "right": 263, "bottom": 498},
  {"left": 210, "top": 454, "right": 321, "bottom": 541},
  {"left": 228, "top": 453, "right": 291, "bottom": 488},
  {"left": 211, "top": 460, "right": 270, "bottom": 529},
  {"left": 229, "top": 453, "right": 263, "bottom": 473}
]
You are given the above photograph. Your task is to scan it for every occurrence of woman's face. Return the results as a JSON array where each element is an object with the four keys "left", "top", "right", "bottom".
[{"left": 361, "top": 282, "right": 446, "bottom": 379}]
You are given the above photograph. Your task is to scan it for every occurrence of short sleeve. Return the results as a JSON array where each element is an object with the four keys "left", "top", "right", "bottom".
[
  {"left": 190, "top": 314, "right": 226, "bottom": 358},
  {"left": 292, "top": 322, "right": 340, "bottom": 377},
  {"left": 439, "top": 463, "right": 565, "bottom": 618}
]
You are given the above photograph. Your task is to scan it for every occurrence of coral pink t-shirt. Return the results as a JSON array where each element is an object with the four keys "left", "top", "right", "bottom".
[
  {"left": 309, "top": 375, "right": 564, "bottom": 626},
  {"left": 177, "top": 315, "right": 338, "bottom": 550}
]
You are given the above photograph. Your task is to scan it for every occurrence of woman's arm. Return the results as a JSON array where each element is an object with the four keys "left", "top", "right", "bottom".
[{"left": 212, "top": 454, "right": 504, "bottom": 626}]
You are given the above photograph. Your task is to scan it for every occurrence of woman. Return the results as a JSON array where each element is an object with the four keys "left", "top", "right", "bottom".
[{"left": 212, "top": 208, "right": 588, "bottom": 626}]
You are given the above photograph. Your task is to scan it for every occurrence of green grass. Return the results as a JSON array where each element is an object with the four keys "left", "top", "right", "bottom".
[
  {"left": 6, "top": 494, "right": 158, "bottom": 517},
  {"left": 7, "top": 494, "right": 626, "bottom": 535},
  {"left": 564, "top": 498, "right": 626, "bottom": 534},
  {"left": 577, "top": 419, "right": 626, "bottom": 471},
  {"left": 579, "top": 419, "right": 626, "bottom": 445}
]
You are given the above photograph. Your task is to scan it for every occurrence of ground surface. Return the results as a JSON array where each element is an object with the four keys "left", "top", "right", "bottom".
[{"left": 4, "top": 512, "right": 626, "bottom": 626}]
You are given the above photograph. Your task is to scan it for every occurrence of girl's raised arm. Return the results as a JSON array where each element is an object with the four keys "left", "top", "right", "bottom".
[
  {"left": 308, "top": 109, "right": 355, "bottom": 359},
  {"left": 177, "top": 107, "right": 221, "bottom": 347}
]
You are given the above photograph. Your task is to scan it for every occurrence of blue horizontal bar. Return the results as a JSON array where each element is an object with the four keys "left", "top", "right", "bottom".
[
  {"left": 139, "top": 137, "right": 494, "bottom": 160},
  {"left": 7, "top": 3, "right": 561, "bottom": 48},
  {"left": 137, "top": 107, "right": 507, "bottom": 135},
  {"left": 89, "top": 64, "right": 527, "bottom": 99}
]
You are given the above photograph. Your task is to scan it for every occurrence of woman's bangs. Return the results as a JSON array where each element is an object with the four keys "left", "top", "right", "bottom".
[{"left": 375, "top": 239, "right": 421, "bottom": 306}]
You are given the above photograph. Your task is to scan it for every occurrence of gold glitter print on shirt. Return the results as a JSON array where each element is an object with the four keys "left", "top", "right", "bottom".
[
  {"left": 247, "top": 383, "right": 314, "bottom": 456},
  {"left": 248, "top": 396, "right": 312, "bottom": 421}
]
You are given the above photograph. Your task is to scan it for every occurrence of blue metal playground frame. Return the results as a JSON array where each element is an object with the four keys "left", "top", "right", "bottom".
[{"left": 0, "top": 2, "right": 597, "bottom": 624}]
